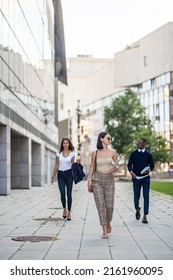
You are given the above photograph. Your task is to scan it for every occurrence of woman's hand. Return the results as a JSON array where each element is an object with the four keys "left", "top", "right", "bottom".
[
  {"left": 51, "top": 177, "right": 54, "bottom": 185},
  {"left": 110, "top": 165, "right": 120, "bottom": 173},
  {"left": 87, "top": 180, "right": 93, "bottom": 192}
]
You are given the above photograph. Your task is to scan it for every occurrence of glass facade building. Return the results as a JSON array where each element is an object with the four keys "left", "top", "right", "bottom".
[
  {"left": 0, "top": 0, "right": 66, "bottom": 194},
  {"left": 0, "top": 0, "right": 55, "bottom": 123},
  {"left": 140, "top": 73, "right": 173, "bottom": 143}
]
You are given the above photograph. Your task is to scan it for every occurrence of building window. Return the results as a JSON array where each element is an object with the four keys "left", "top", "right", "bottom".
[
  {"left": 170, "top": 84, "right": 173, "bottom": 97},
  {"left": 166, "top": 72, "right": 170, "bottom": 84},
  {"left": 151, "top": 78, "right": 156, "bottom": 89},
  {"left": 170, "top": 72, "right": 173, "bottom": 83},
  {"left": 154, "top": 104, "right": 160, "bottom": 121},
  {"left": 60, "top": 92, "right": 64, "bottom": 109},
  {"left": 170, "top": 100, "right": 173, "bottom": 120},
  {"left": 144, "top": 56, "right": 148, "bottom": 66}
]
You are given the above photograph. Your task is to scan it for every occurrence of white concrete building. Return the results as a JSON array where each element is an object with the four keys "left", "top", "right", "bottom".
[
  {"left": 59, "top": 23, "right": 173, "bottom": 159},
  {"left": 58, "top": 55, "right": 114, "bottom": 151}
]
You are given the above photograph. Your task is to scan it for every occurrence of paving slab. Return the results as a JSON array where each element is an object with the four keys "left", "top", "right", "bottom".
[{"left": 0, "top": 179, "right": 172, "bottom": 260}]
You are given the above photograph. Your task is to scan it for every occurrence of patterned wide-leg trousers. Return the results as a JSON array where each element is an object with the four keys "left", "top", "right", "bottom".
[{"left": 92, "top": 172, "right": 115, "bottom": 225}]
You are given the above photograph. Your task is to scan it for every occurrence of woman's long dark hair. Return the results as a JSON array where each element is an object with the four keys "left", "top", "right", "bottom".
[
  {"left": 59, "top": 137, "right": 75, "bottom": 152},
  {"left": 96, "top": 132, "right": 108, "bottom": 149}
]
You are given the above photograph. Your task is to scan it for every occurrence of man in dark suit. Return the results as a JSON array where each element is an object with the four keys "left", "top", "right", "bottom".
[{"left": 127, "top": 138, "right": 154, "bottom": 224}]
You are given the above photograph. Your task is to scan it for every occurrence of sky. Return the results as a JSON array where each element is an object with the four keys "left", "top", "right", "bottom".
[{"left": 61, "top": 0, "right": 173, "bottom": 58}]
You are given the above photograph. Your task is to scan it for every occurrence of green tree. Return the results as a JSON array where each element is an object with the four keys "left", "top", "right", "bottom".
[
  {"left": 104, "top": 88, "right": 170, "bottom": 169},
  {"left": 133, "top": 129, "right": 171, "bottom": 168},
  {"left": 104, "top": 88, "right": 151, "bottom": 155},
  {"left": 150, "top": 134, "right": 171, "bottom": 164}
]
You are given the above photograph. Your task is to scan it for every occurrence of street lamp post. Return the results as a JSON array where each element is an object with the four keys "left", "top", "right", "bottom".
[{"left": 67, "top": 109, "right": 72, "bottom": 140}]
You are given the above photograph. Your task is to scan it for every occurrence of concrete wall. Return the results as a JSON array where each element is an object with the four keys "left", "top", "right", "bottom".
[
  {"left": 113, "top": 22, "right": 173, "bottom": 88},
  {"left": 58, "top": 56, "right": 114, "bottom": 121}
]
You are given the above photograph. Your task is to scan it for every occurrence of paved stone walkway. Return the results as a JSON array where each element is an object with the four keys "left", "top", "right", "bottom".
[{"left": 0, "top": 179, "right": 173, "bottom": 260}]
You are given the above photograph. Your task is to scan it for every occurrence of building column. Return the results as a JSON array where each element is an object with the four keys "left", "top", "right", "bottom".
[
  {"left": 32, "top": 142, "right": 42, "bottom": 186},
  {"left": 11, "top": 137, "right": 31, "bottom": 189},
  {"left": 41, "top": 144, "right": 45, "bottom": 185},
  {"left": 0, "top": 125, "right": 11, "bottom": 195},
  {"left": 47, "top": 149, "right": 54, "bottom": 184}
]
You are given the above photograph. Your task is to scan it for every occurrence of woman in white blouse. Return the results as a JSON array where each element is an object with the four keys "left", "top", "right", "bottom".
[{"left": 51, "top": 138, "right": 75, "bottom": 220}]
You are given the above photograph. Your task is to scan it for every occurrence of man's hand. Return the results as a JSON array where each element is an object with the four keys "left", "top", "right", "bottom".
[{"left": 130, "top": 172, "right": 137, "bottom": 179}]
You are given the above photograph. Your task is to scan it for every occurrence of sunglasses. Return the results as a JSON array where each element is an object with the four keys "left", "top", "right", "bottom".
[{"left": 106, "top": 137, "right": 112, "bottom": 141}]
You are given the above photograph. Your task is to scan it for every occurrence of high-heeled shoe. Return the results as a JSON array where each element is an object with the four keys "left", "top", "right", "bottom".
[
  {"left": 63, "top": 209, "right": 67, "bottom": 219},
  {"left": 67, "top": 212, "right": 71, "bottom": 221}
]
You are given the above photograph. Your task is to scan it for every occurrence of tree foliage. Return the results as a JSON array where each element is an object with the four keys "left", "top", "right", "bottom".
[{"left": 104, "top": 88, "right": 170, "bottom": 163}]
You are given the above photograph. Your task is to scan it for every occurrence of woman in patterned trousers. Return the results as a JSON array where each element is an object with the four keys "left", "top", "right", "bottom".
[{"left": 87, "top": 132, "right": 119, "bottom": 239}]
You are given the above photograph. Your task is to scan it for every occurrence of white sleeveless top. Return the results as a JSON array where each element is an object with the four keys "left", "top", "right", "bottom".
[{"left": 56, "top": 151, "right": 75, "bottom": 171}]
